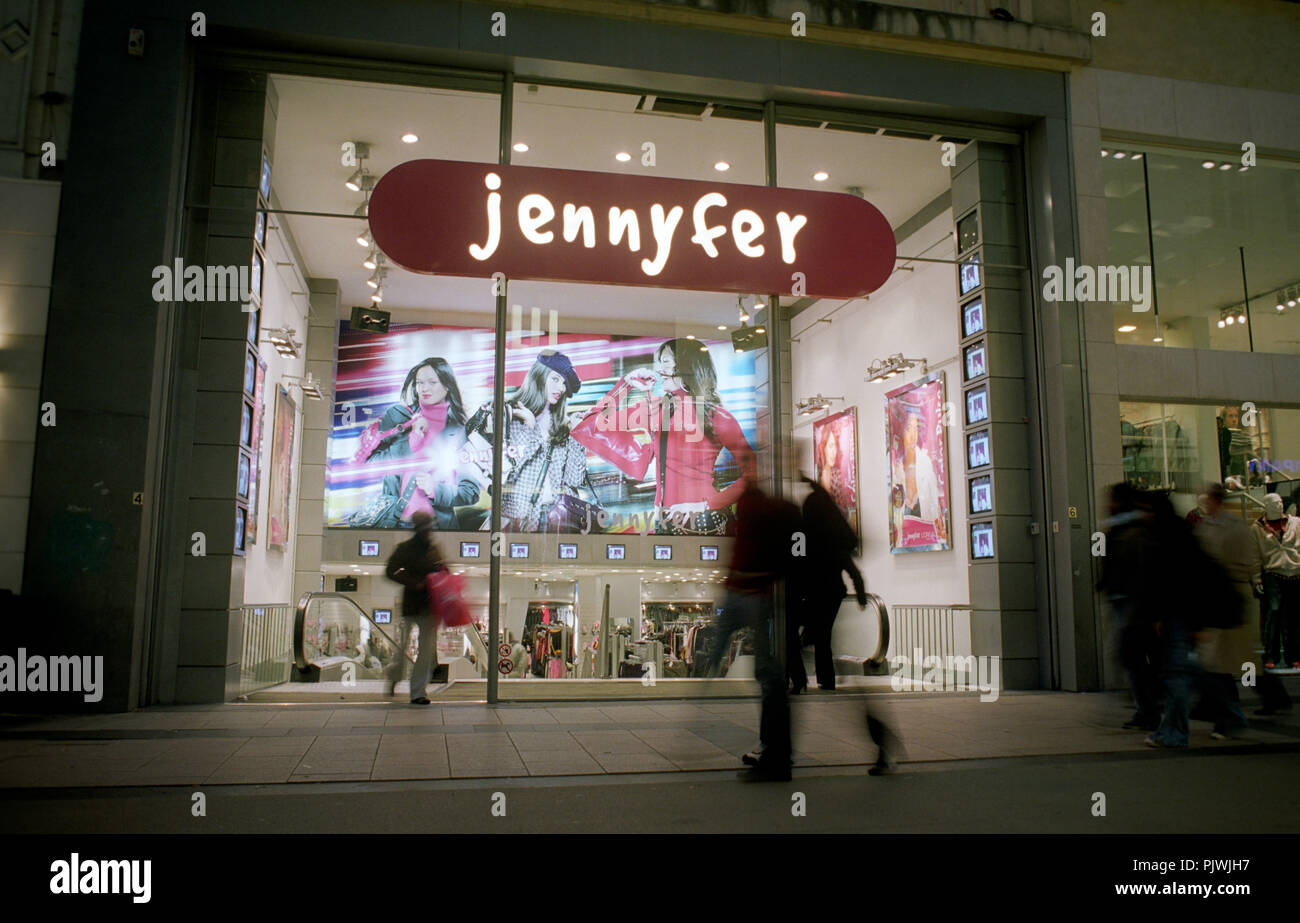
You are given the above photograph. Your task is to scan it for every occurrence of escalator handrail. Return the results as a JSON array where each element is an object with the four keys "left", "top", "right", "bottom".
[
  {"left": 294, "top": 591, "right": 416, "bottom": 672},
  {"left": 864, "top": 592, "right": 890, "bottom": 668}
]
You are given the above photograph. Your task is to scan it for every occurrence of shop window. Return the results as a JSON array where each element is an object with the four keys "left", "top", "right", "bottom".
[{"left": 1104, "top": 147, "right": 1300, "bottom": 354}]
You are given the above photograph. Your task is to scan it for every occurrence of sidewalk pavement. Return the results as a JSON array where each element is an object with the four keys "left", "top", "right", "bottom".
[{"left": 0, "top": 690, "right": 1296, "bottom": 789}]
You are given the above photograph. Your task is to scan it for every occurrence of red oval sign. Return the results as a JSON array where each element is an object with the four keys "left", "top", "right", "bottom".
[{"left": 368, "top": 159, "right": 896, "bottom": 299}]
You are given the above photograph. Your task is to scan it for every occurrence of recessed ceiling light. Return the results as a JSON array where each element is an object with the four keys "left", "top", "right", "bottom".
[
  {"left": 1202, "top": 161, "right": 1216, "bottom": 169},
  {"left": 401, "top": 132, "right": 418, "bottom": 143},
  {"left": 1130, "top": 153, "right": 1143, "bottom": 160},
  {"left": 615, "top": 151, "right": 631, "bottom": 162},
  {"left": 686, "top": 334, "right": 695, "bottom": 339},
  {"left": 717, "top": 324, "right": 728, "bottom": 330},
  {"left": 1218, "top": 163, "right": 1232, "bottom": 171},
  {"left": 1113, "top": 151, "right": 1127, "bottom": 160},
  {"left": 1117, "top": 324, "right": 1137, "bottom": 333},
  {"left": 812, "top": 171, "right": 829, "bottom": 181},
  {"left": 1152, "top": 336, "right": 1163, "bottom": 342},
  {"left": 714, "top": 161, "right": 730, "bottom": 172},
  {"left": 513, "top": 142, "right": 530, "bottom": 153},
  {"left": 1100, "top": 150, "right": 1110, "bottom": 158}
]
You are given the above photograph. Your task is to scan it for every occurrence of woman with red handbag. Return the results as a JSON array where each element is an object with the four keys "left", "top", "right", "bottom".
[
  {"left": 383, "top": 512, "right": 447, "bottom": 704},
  {"left": 572, "top": 338, "right": 757, "bottom": 535}
]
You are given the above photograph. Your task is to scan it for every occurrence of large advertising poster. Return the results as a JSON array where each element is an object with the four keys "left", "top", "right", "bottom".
[
  {"left": 268, "top": 386, "right": 297, "bottom": 551},
  {"left": 885, "top": 372, "right": 951, "bottom": 553},
  {"left": 812, "top": 407, "right": 859, "bottom": 541},
  {"left": 326, "top": 321, "right": 762, "bottom": 535}
]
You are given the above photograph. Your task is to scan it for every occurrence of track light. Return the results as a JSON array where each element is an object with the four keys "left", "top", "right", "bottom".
[
  {"left": 370, "top": 284, "right": 384, "bottom": 304},
  {"left": 356, "top": 228, "right": 372, "bottom": 248},
  {"left": 363, "top": 250, "right": 379, "bottom": 271},
  {"left": 264, "top": 326, "right": 302, "bottom": 358},
  {"left": 283, "top": 372, "right": 323, "bottom": 401},
  {"left": 366, "top": 267, "right": 386, "bottom": 289},
  {"left": 866, "top": 353, "right": 927, "bottom": 383},
  {"left": 796, "top": 395, "right": 842, "bottom": 416}
]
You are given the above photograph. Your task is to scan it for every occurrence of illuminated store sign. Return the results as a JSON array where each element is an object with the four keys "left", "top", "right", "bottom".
[{"left": 368, "top": 159, "right": 896, "bottom": 298}]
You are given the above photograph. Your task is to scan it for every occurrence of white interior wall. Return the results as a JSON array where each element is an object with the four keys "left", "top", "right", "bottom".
[
  {"left": 792, "top": 209, "right": 969, "bottom": 660},
  {"left": 242, "top": 217, "right": 308, "bottom": 604}
]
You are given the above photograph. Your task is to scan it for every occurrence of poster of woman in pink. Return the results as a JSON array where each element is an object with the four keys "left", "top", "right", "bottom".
[
  {"left": 811, "top": 407, "right": 859, "bottom": 540},
  {"left": 885, "top": 372, "right": 951, "bottom": 553}
]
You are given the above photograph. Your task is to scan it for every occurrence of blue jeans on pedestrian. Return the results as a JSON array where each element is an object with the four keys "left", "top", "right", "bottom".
[
  {"left": 1261, "top": 573, "right": 1299, "bottom": 665},
  {"left": 389, "top": 613, "right": 438, "bottom": 701},
  {"left": 702, "top": 588, "right": 790, "bottom": 764},
  {"left": 1151, "top": 620, "right": 1195, "bottom": 747}
]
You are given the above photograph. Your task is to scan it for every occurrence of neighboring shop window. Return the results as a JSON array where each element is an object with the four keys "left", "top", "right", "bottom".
[
  {"left": 1103, "top": 147, "right": 1300, "bottom": 354},
  {"left": 1118, "top": 401, "right": 1300, "bottom": 514}
]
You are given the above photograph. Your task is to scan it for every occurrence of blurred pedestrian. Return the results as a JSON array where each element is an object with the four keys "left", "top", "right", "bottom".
[
  {"left": 384, "top": 511, "right": 446, "bottom": 705},
  {"left": 1192, "top": 483, "right": 1251, "bottom": 739},
  {"left": 701, "top": 479, "right": 801, "bottom": 782},
  {"left": 1252, "top": 493, "right": 1300, "bottom": 670},
  {"left": 1099, "top": 482, "right": 1161, "bottom": 731},
  {"left": 796, "top": 474, "right": 867, "bottom": 692}
]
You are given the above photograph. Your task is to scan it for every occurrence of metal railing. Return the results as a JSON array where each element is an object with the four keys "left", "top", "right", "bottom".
[
  {"left": 888, "top": 603, "right": 969, "bottom": 666},
  {"left": 238, "top": 604, "right": 295, "bottom": 695}
]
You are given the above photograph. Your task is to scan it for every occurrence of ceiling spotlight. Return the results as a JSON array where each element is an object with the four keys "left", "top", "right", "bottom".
[
  {"left": 1100, "top": 149, "right": 1110, "bottom": 158},
  {"left": 717, "top": 324, "right": 728, "bottom": 330},
  {"left": 1113, "top": 151, "right": 1127, "bottom": 160},
  {"left": 615, "top": 151, "right": 631, "bottom": 162},
  {"left": 366, "top": 267, "right": 386, "bottom": 289},
  {"left": 1287, "top": 291, "right": 1297, "bottom": 308},
  {"left": 714, "top": 161, "right": 730, "bottom": 172},
  {"left": 1237, "top": 312, "right": 1247, "bottom": 324},
  {"left": 370, "top": 284, "right": 384, "bottom": 304},
  {"left": 363, "top": 251, "right": 379, "bottom": 270},
  {"left": 345, "top": 168, "right": 372, "bottom": 192},
  {"left": 402, "top": 132, "right": 419, "bottom": 144},
  {"left": 1130, "top": 153, "right": 1143, "bottom": 160},
  {"left": 1218, "top": 163, "right": 1233, "bottom": 171},
  {"left": 1202, "top": 161, "right": 1216, "bottom": 169},
  {"left": 755, "top": 327, "right": 765, "bottom": 334},
  {"left": 1152, "top": 335, "right": 1163, "bottom": 343},
  {"left": 812, "top": 171, "right": 829, "bottom": 181},
  {"left": 352, "top": 201, "right": 369, "bottom": 218},
  {"left": 1218, "top": 318, "right": 1226, "bottom": 328},
  {"left": 1225, "top": 315, "right": 1235, "bottom": 325},
  {"left": 513, "top": 142, "right": 530, "bottom": 153},
  {"left": 686, "top": 334, "right": 696, "bottom": 339},
  {"left": 1238, "top": 165, "right": 1249, "bottom": 172},
  {"left": 356, "top": 228, "right": 373, "bottom": 248},
  {"left": 1117, "top": 324, "right": 1137, "bottom": 333}
]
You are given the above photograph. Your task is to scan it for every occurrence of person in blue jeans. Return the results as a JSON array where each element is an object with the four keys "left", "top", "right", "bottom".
[{"left": 699, "top": 481, "right": 801, "bottom": 782}]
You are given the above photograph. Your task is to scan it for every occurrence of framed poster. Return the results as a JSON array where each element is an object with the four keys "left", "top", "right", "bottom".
[
  {"left": 267, "top": 385, "right": 297, "bottom": 551},
  {"left": 247, "top": 356, "right": 267, "bottom": 544},
  {"left": 885, "top": 372, "right": 951, "bottom": 553},
  {"left": 812, "top": 406, "right": 860, "bottom": 540}
]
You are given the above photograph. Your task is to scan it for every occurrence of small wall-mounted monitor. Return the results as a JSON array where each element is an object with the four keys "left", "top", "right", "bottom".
[
  {"left": 373, "top": 608, "right": 392, "bottom": 624},
  {"left": 963, "top": 341, "right": 987, "bottom": 381},
  {"left": 359, "top": 540, "right": 380, "bottom": 557},
  {"left": 959, "top": 254, "right": 982, "bottom": 295},
  {"left": 965, "top": 384, "right": 990, "bottom": 426},
  {"left": 335, "top": 576, "right": 358, "bottom": 592},
  {"left": 967, "top": 429, "right": 991, "bottom": 470},
  {"left": 558, "top": 543, "right": 578, "bottom": 560},
  {"left": 956, "top": 209, "right": 980, "bottom": 254},
  {"left": 606, "top": 544, "right": 626, "bottom": 561},
  {"left": 509, "top": 543, "right": 529, "bottom": 559},
  {"left": 962, "top": 298, "right": 985, "bottom": 338},
  {"left": 460, "top": 541, "right": 481, "bottom": 558},
  {"left": 971, "top": 521, "right": 995, "bottom": 560},
  {"left": 700, "top": 545, "right": 719, "bottom": 562},
  {"left": 653, "top": 544, "right": 672, "bottom": 561},
  {"left": 969, "top": 475, "right": 993, "bottom": 515}
]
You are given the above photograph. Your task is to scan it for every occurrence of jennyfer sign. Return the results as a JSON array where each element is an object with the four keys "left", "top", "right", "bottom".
[{"left": 367, "top": 159, "right": 895, "bottom": 298}]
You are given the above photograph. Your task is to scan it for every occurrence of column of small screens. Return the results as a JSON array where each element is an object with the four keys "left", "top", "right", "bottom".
[
  {"left": 956, "top": 206, "right": 994, "bottom": 561},
  {"left": 235, "top": 149, "right": 271, "bottom": 555}
]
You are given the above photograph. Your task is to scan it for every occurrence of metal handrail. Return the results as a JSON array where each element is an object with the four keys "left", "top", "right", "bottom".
[
  {"left": 864, "top": 592, "right": 890, "bottom": 667},
  {"left": 294, "top": 591, "right": 414, "bottom": 672}
]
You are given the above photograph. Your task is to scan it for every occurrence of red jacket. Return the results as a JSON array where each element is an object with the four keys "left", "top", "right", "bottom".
[{"left": 572, "top": 376, "right": 757, "bottom": 510}]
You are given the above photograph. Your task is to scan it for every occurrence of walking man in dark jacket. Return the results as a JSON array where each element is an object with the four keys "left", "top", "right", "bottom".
[
  {"left": 796, "top": 475, "right": 867, "bottom": 692},
  {"left": 384, "top": 511, "right": 446, "bottom": 704}
]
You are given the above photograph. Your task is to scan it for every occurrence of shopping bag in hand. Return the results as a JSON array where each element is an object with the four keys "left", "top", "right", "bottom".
[{"left": 426, "top": 569, "right": 473, "bottom": 627}]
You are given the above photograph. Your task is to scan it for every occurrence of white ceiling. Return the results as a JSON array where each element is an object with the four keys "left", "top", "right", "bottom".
[{"left": 269, "top": 74, "right": 955, "bottom": 326}]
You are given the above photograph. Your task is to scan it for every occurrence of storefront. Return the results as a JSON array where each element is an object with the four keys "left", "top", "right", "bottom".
[{"left": 29, "top": 2, "right": 1100, "bottom": 707}]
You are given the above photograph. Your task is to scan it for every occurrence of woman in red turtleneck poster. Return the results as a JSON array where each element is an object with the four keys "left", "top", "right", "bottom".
[
  {"left": 573, "top": 338, "right": 757, "bottom": 534},
  {"left": 360, "top": 357, "right": 480, "bottom": 529}
]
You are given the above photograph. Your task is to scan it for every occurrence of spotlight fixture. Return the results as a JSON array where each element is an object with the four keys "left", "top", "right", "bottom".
[
  {"left": 1286, "top": 287, "right": 1298, "bottom": 308},
  {"left": 1218, "top": 163, "right": 1233, "bottom": 171},
  {"left": 363, "top": 250, "right": 379, "bottom": 271},
  {"left": 1117, "top": 324, "right": 1138, "bottom": 333},
  {"left": 1100, "top": 149, "right": 1110, "bottom": 158},
  {"left": 370, "top": 284, "right": 384, "bottom": 304},
  {"left": 352, "top": 200, "right": 369, "bottom": 218},
  {"left": 1237, "top": 310, "right": 1247, "bottom": 324},
  {"left": 366, "top": 267, "right": 387, "bottom": 289},
  {"left": 717, "top": 324, "right": 728, "bottom": 331},
  {"left": 513, "top": 142, "right": 530, "bottom": 153},
  {"left": 344, "top": 168, "right": 375, "bottom": 193},
  {"left": 812, "top": 171, "right": 829, "bottom": 182},
  {"left": 796, "top": 395, "right": 843, "bottom": 416},
  {"left": 714, "top": 161, "right": 730, "bottom": 172},
  {"left": 615, "top": 151, "right": 631, "bottom": 162},
  {"left": 866, "top": 353, "right": 927, "bottom": 383},
  {"left": 1202, "top": 161, "right": 1217, "bottom": 169},
  {"left": 1112, "top": 151, "right": 1127, "bottom": 160},
  {"left": 1131, "top": 153, "right": 1143, "bottom": 160},
  {"left": 264, "top": 326, "right": 302, "bottom": 358},
  {"left": 401, "top": 132, "right": 418, "bottom": 144},
  {"left": 356, "top": 227, "right": 373, "bottom": 248},
  {"left": 283, "top": 372, "right": 324, "bottom": 401}
]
